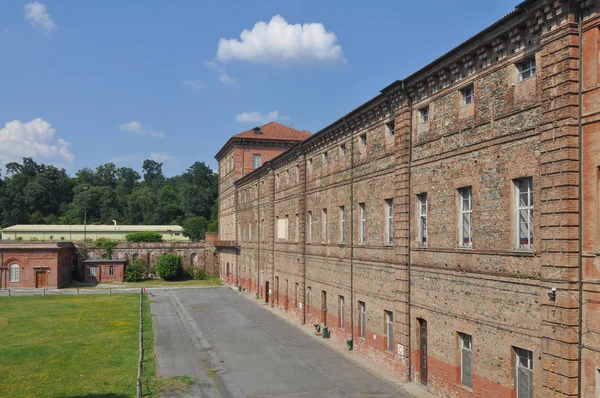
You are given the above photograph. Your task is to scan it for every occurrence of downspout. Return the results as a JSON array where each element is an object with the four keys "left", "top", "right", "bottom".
[
  {"left": 257, "top": 176, "right": 260, "bottom": 294},
  {"left": 572, "top": 2, "right": 584, "bottom": 396},
  {"left": 401, "top": 81, "right": 414, "bottom": 380},
  {"left": 271, "top": 165, "right": 276, "bottom": 306},
  {"left": 345, "top": 116, "right": 356, "bottom": 349},
  {"left": 302, "top": 146, "right": 308, "bottom": 325}
]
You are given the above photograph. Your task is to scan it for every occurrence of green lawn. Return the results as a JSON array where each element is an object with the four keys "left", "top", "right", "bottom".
[
  {"left": 0, "top": 294, "right": 154, "bottom": 398},
  {"left": 66, "top": 275, "right": 222, "bottom": 289}
]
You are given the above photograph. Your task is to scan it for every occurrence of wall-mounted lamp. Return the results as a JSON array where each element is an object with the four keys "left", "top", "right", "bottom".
[{"left": 548, "top": 287, "right": 557, "bottom": 302}]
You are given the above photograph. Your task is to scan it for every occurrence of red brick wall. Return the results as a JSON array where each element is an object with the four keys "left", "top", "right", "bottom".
[
  {"left": 0, "top": 246, "right": 71, "bottom": 289},
  {"left": 83, "top": 262, "right": 125, "bottom": 283}
]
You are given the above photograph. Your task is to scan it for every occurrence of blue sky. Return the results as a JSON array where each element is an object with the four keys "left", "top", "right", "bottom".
[{"left": 0, "top": 0, "right": 518, "bottom": 176}]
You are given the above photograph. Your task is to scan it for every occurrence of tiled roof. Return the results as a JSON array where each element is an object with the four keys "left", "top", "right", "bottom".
[{"left": 233, "top": 121, "right": 310, "bottom": 141}]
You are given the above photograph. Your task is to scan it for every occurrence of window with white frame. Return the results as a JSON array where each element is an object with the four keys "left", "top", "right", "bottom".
[
  {"left": 360, "top": 134, "right": 367, "bottom": 147},
  {"left": 462, "top": 85, "right": 475, "bottom": 105},
  {"left": 359, "top": 301, "right": 366, "bottom": 338},
  {"left": 339, "top": 206, "right": 345, "bottom": 244},
  {"left": 359, "top": 202, "right": 366, "bottom": 245},
  {"left": 89, "top": 266, "right": 97, "bottom": 277},
  {"left": 385, "top": 199, "right": 393, "bottom": 246},
  {"left": 515, "top": 347, "right": 533, "bottom": 398},
  {"left": 385, "top": 310, "right": 394, "bottom": 351},
  {"left": 515, "top": 177, "right": 533, "bottom": 250},
  {"left": 419, "top": 106, "right": 430, "bottom": 123},
  {"left": 252, "top": 154, "right": 261, "bottom": 169},
  {"left": 307, "top": 211, "right": 313, "bottom": 243},
  {"left": 9, "top": 264, "right": 19, "bottom": 282},
  {"left": 386, "top": 121, "right": 395, "bottom": 137},
  {"left": 518, "top": 58, "right": 536, "bottom": 81},
  {"left": 418, "top": 193, "right": 428, "bottom": 246},
  {"left": 459, "top": 333, "right": 473, "bottom": 387},
  {"left": 322, "top": 208, "right": 327, "bottom": 243},
  {"left": 459, "top": 187, "right": 472, "bottom": 247},
  {"left": 339, "top": 295, "right": 345, "bottom": 328},
  {"left": 109, "top": 266, "right": 115, "bottom": 276}
]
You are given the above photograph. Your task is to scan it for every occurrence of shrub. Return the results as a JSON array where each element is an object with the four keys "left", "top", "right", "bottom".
[
  {"left": 95, "top": 238, "right": 119, "bottom": 259},
  {"left": 124, "top": 258, "right": 146, "bottom": 282},
  {"left": 182, "top": 217, "right": 208, "bottom": 242},
  {"left": 157, "top": 253, "right": 183, "bottom": 280},
  {"left": 194, "top": 268, "right": 206, "bottom": 280},
  {"left": 125, "top": 231, "right": 163, "bottom": 243}
]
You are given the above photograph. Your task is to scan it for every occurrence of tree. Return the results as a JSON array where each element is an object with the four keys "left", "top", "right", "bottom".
[
  {"left": 157, "top": 253, "right": 183, "bottom": 280},
  {"left": 125, "top": 231, "right": 163, "bottom": 242},
  {"left": 124, "top": 258, "right": 146, "bottom": 282},
  {"left": 183, "top": 217, "right": 208, "bottom": 241},
  {"left": 95, "top": 238, "right": 119, "bottom": 259},
  {"left": 142, "top": 159, "right": 165, "bottom": 189}
]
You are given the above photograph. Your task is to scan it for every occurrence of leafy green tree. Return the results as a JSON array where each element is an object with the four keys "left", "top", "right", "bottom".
[
  {"left": 125, "top": 231, "right": 163, "bottom": 242},
  {"left": 94, "top": 238, "right": 119, "bottom": 259},
  {"left": 142, "top": 159, "right": 165, "bottom": 189},
  {"left": 124, "top": 258, "right": 146, "bottom": 282},
  {"left": 183, "top": 216, "right": 208, "bottom": 241},
  {"left": 157, "top": 253, "right": 183, "bottom": 280}
]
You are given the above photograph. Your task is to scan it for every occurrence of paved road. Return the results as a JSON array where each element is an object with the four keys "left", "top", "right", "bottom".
[{"left": 150, "top": 287, "right": 411, "bottom": 398}]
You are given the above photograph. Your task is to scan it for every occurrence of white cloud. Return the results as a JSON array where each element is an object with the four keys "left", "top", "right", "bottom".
[
  {"left": 217, "top": 15, "right": 344, "bottom": 65},
  {"left": 235, "top": 110, "right": 287, "bottom": 124},
  {"left": 182, "top": 80, "right": 205, "bottom": 90},
  {"left": 150, "top": 152, "right": 176, "bottom": 162},
  {"left": 205, "top": 61, "right": 236, "bottom": 85},
  {"left": 24, "top": 2, "right": 57, "bottom": 34},
  {"left": 118, "top": 120, "right": 165, "bottom": 138},
  {"left": 0, "top": 118, "right": 73, "bottom": 166}
]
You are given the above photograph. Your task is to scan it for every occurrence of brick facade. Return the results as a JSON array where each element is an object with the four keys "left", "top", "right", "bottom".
[{"left": 216, "top": 2, "right": 600, "bottom": 397}]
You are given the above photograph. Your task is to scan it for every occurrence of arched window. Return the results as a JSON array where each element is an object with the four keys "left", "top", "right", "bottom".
[
  {"left": 10, "top": 264, "right": 19, "bottom": 283},
  {"left": 191, "top": 253, "right": 198, "bottom": 266}
]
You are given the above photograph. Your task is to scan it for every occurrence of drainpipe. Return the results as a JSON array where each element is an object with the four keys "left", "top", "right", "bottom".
[
  {"left": 271, "top": 165, "right": 276, "bottom": 306},
  {"left": 345, "top": 116, "right": 356, "bottom": 349},
  {"left": 400, "top": 81, "right": 414, "bottom": 380},
  {"left": 570, "top": 1, "right": 584, "bottom": 396},
  {"left": 302, "top": 146, "right": 308, "bottom": 325},
  {"left": 257, "top": 174, "right": 261, "bottom": 296}
]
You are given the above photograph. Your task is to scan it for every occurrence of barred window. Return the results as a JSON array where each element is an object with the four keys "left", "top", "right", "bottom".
[{"left": 10, "top": 264, "right": 19, "bottom": 282}]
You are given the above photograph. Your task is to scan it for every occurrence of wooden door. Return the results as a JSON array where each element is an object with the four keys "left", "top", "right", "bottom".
[
  {"left": 419, "top": 318, "right": 428, "bottom": 386},
  {"left": 321, "top": 290, "right": 327, "bottom": 325},
  {"left": 36, "top": 271, "right": 48, "bottom": 288}
]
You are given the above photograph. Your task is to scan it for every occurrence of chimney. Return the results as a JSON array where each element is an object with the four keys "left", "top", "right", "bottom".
[{"left": 253, "top": 126, "right": 262, "bottom": 135}]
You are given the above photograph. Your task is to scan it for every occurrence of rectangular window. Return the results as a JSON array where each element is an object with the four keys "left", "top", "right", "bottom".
[
  {"left": 295, "top": 214, "right": 299, "bottom": 243},
  {"left": 515, "top": 177, "right": 534, "bottom": 250},
  {"left": 308, "top": 158, "right": 313, "bottom": 171},
  {"left": 385, "top": 199, "right": 393, "bottom": 246},
  {"left": 518, "top": 58, "right": 536, "bottom": 81},
  {"left": 275, "top": 216, "right": 279, "bottom": 240},
  {"left": 322, "top": 152, "right": 328, "bottom": 163},
  {"left": 385, "top": 310, "right": 394, "bottom": 351},
  {"left": 340, "top": 143, "right": 346, "bottom": 156},
  {"left": 359, "top": 203, "right": 366, "bottom": 245},
  {"left": 253, "top": 154, "right": 261, "bottom": 169},
  {"left": 285, "top": 215, "right": 289, "bottom": 240},
  {"left": 295, "top": 282, "right": 299, "bottom": 308},
  {"left": 109, "top": 266, "right": 114, "bottom": 276},
  {"left": 359, "top": 301, "right": 366, "bottom": 338},
  {"left": 307, "top": 211, "right": 312, "bottom": 243},
  {"left": 459, "top": 187, "right": 472, "bottom": 247},
  {"left": 360, "top": 134, "right": 367, "bottom": 147},
  {"left": 419, "top": 106, "right": 430, "bottom": 123},
  {"left": 462, "top": 85, "right": 474, "bottom": 105},
  {"left": 89, "top": 266, "right": 97, "bottom": 277},
  {"left": 308, "top": 286, "right": 312, "bottom": 313},
  {"left": 322, "top": 209, "right": 327, "bottom": 243},
  {"left": 460, "top": 333, "right": 473, "bottom": 387},
  {"left": 339, "top": 206, "right": 345, "bottom": 243},
  {"left": 339, "top": 295, "right": 345, "bottom": 328},
  {"left": 418, "top": 193, "right": 428, "bottom": 245},
  {"left": 9, "top": 265, "right": 19, "bottom": 282},
  {"left": 515, "top": 347, "right": 533, "bottom": 398},
  {"left": 386, "top": 121, "right": 395, "bottom": 137}
]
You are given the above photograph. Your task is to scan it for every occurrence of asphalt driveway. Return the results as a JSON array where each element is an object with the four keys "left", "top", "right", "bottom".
[{"left": 150, "top": 287, "right": 410, "bottom": 397}]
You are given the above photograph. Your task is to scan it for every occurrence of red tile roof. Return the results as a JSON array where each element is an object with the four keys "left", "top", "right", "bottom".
[{"left": 233, "top": 121, "right": 310, "bottom": 141}]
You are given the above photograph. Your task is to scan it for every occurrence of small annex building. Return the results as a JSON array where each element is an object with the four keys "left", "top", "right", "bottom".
[
  {"left": 0, "top": 242, "right": 75, "bottom": 289},
  {"left": 1, "top": 224, "right": 188, "bottom": 242},
  {"left": 83, "top": 259, "right": 126, "bottom": 284}
]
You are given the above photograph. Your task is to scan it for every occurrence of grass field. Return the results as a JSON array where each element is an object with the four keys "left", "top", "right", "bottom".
[
  {"left": 0, "top": 293, "right": 155, "bottom": 398},
  {"left": 66, "top": 275, "right": 222, "bottom": 290}
]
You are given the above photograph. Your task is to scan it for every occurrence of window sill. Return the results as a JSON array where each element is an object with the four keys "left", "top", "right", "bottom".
[
  {"left": 509, "top": 249, "right": 535, "bottom": 257},
  {"left": 457, "top": 246, "right": 473, "bottom": 250},
  {"left": 459, "top": 384, "right": 473, "bottom": 393}
]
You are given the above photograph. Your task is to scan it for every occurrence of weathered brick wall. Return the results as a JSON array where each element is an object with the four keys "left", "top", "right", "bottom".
[{"left": 79, "top": 242, "right": 218, "bottom": 275}]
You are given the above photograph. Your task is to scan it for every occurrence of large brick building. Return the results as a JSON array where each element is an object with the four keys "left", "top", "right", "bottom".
[{"left": 215, "top": 1, "right": 600, "bottom": 397}]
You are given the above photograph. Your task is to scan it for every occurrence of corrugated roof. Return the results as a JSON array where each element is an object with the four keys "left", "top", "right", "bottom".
[
  {"left": 233, "top": 121, "right": 310, "bottom": 141},
  {"left": 2, "top": 225, "right": 183, "bottom": 232}
]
